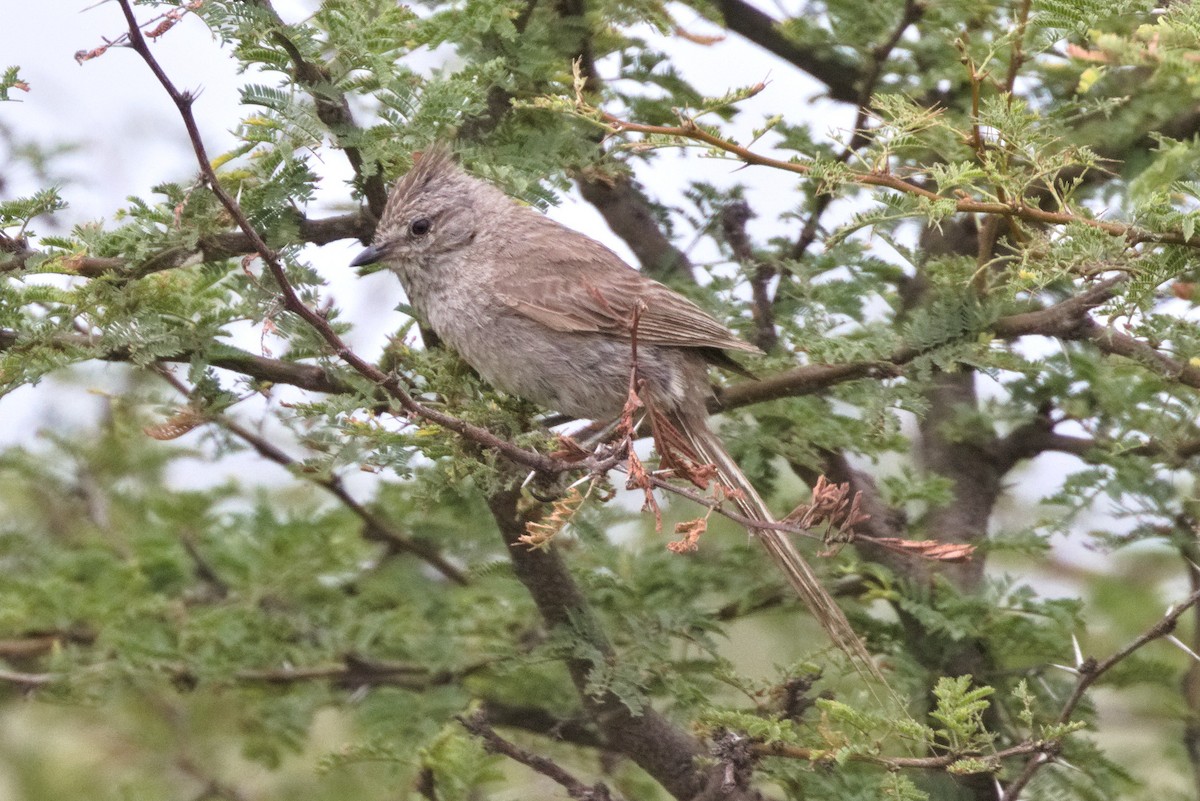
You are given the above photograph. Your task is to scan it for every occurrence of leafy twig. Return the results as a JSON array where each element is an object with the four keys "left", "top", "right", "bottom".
[
  {"left": 596, "top": 112, "right": 1200, "bottom": 249},
  {"left": 1000, "top": 584, "right": 1200, "bottom": 800},
  {"left": 150, "top": 367, "right": 469, "bottom": 585}
]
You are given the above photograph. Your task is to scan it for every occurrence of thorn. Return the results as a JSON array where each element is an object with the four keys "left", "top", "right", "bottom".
[
  {"left": 1048, "top": 663, "right": 1080, "bottom": 676},
  {"left": 992, "top": 776, "right": 1004, "bottom": 800},
  {"left": 521, "top": 470, "right": 537, "bottom": 489},
  {"left": 1071, "top": 634, "right": 1084, "bottom": 668},
  {"left": 1166, "top": 634, "right": 1200, "bottom": 663},
  {"left": 566, "top": 474, "right": 592, "bottom": 490},
  {"left": 1054, "top": 756, "right": 1080, "bottom": 773}
]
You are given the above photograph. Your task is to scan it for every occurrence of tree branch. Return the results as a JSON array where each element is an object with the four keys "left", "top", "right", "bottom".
[
  {"left": 0, "top": 212, "right": 371, "bottom": 278},
  {"left": 720, "top": 199, "right": 777, "bottom": 351},
  {"left": 487, "top": 483, "right": 752, "bottom": 801},
  {"left": 1001, "top": 583, "right": 1200, "bottom": 800},
  {"left": 575, "top": 171, "right": 695, "bottom": 281},
  {"left": 719, "top": 275, "right": 1125, "bottom": 411},
  {"left": 0, "top": 329, "right": 353, "bottom": 394},
  {"left": 599, "top": 112, "right": 1200, "bottom": 250},
  {"left": 755, "top": 738, "right": 1050, "bottom": 772},
  {"left": 705, "top": 0, "right": 863, "bottom": 102},
  {"left": 238, "top": 0, "right": 389, "bottom": 219},
  {"left": 153, "top": 367, "right": 469, "bottom": 585},
  {"left": 459, "top": 711, "right": 621, "bottom": 801}
]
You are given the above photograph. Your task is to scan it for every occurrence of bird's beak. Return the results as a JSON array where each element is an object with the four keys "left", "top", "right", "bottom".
[{"left": 350, "top": 244, "right": 383, "bottom": 268}]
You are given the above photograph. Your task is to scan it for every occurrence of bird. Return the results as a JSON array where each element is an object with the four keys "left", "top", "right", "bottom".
[{"left": 350, "top": 146, "right": 878, "bottom": 678}]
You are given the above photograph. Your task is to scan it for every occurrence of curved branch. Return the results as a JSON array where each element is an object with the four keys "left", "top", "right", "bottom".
[
  {"left": 706, "top": 0, "right": 863, "bottom": 102},
  {"left": 720, "top": 275, "right": 1126, "bottom": 410},
  {"left": 153, "top": 367, "right": 468, "bottom": 584},
  {"left": 1001, "top": 584, "right": 1200, "bottom": 800},
  {"left": 601, "top": 113, "right": 1200, "bottom": 249},
  {"left": 487, "top": 483, "right": 752, "bottom": 801},
  {"left": 0, "top": 329, "right": 353, "bottom": 394},
  {"left": 238, "top": 0, "right": 389, "bottom": 219}
]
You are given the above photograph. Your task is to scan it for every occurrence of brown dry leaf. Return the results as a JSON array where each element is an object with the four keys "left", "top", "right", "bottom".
[
  {"left": 673, "top": 25, "right": 725, "bottom": 46},
  {"left": 1065, "top": 43, "right": 1109, "bottom": 62},
  {"left": 625, "top": 449, "right": 663, "bottom": 531},
  {"left": 869, "top": 537, "right": 975, "bottom": 562},
  {"left": 519, "top": 485, "right": 588, "bottom": 548},
  {"left": 668, "top": 516, "right": 707, "bottom": 553},
  {"left": 75, "top": 45, "right": 113, "bottom": 65},
  {"left": 784, "top": 475, "right": 865, "bottom": 531},
  {"left": 144, "top": 409, "right": 208, "bottom": 441},
  {"left": 548, "top": 434, "right": 591, "bottom": 463}
]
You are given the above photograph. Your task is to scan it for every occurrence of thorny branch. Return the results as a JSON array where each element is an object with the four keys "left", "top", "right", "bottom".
[
  {"left": 744, "top": 584, "right": 1200, "bottom": 786},
  {"left": 0, "top": 212, "right": 371, "bottom": 278},
  {"left": 240, "top": 0, "right": 389, "bottom": 219},
  {"left": 755, "top": 739, "right": 1051, "bottom": 772},
  {"left": 999, "top": 584, "right": 1200, "bottom": 800},
  {"left": 150, "top": 367, "right": 469, "bottom": 585},
  {"left": 459, "top": 711, "right": 621, "bottom": 801},
  {"left": 784, "top": 0, "right": 923, "bottom": 267},
  {"left": 597, "top": 111, "right": 1200, "bottom": 250}
]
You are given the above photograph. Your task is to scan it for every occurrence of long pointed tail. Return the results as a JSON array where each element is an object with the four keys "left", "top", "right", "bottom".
[{"left": 682, "top": 422, "right": 883, "bottom": 683}]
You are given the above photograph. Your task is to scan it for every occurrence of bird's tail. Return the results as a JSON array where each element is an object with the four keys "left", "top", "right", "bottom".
[{"left": 680, "top": 420, "right": 884, "bottom": 684}]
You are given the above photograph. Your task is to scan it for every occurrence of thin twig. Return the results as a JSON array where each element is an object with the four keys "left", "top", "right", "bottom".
[
  {"left": 599, "top": 113, "right": 1199, "bottom": 249},
  {"left": 459, "top": 711, "right": 620, "bottom": 801},
  {"left": 756, "top": 738, "right": 1050, "bottom": 772},
  {"left": 151, "top": 366, "right": 469, "bottom": 585},
  {"left": 785, "top": 0, "right": 923, "bottom": 278},
  {"left": 1003, "top": 0, "right": 1034, "bottom": 99},
  {"left": 1000, "top": 584, "right": 1200, "bottom": 800},
  {"left": 0, "top": 668, "right": 57, "bottom": 688}
]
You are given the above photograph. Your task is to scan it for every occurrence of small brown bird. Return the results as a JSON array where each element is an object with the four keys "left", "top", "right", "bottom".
[{"left": 352, "top": 147, "right": 876, "bottom": 675}]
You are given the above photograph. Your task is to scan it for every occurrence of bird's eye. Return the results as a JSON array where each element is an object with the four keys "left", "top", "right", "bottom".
[{"left": 409, "top": 217, "right": 432, "bottom": 237}]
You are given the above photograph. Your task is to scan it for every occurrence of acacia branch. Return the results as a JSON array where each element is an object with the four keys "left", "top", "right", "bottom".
[
  {"left": 1080, "top": 318, "right": 1200, "bottom": 390},
  {"left": 234, "top": 654, "right": 459, "bottom": 689},
  {"left": 599, "top": 113, "right": 1200, "bottom": 249},
  {"left": 706, "top": 0, "right": 863, "bottom": 102},
  {"left": 0, "top": 212, "right": 371, "bottom": 278},
  {"left": 153, "top": 367, "right": 469, "bottom": 585},
  {"left": 755, "top": 738, "right": 1050, "bottom": 772},
  {"left": 0, "top": 329, "right": 353, "bottom": 394},
  {"left": 720, "top": 200, "right": 777, "bottom": 351},
  {"left": 238, "top": 0, "right": 389, "bottom": 219},
  {"left": 487, "top": 483, "right": 748, "bottom": 801},
  {"left": 460, "top": 711, "right": 621, "bottom": 801},
  {"left": 1001, "top": 584, "right": 1200, "bottom": 800},
  {"left": 479, "top": 700, "right": 604, "bottom": 750},
  {"left": 0, "top": 668, "right": 57, "bottom": 688},
  {"left": 556, "top": 0, "right": 696, "bottom": 282}
]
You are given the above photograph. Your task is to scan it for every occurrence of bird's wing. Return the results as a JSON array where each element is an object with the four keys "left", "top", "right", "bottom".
[{"left": 494, "top": 246, "right": 761, "bottom": 355}]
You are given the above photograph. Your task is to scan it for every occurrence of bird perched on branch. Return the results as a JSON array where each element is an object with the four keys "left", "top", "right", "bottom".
[{"left": 351, "top": 146, "right": 879, "bottom": 678}]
